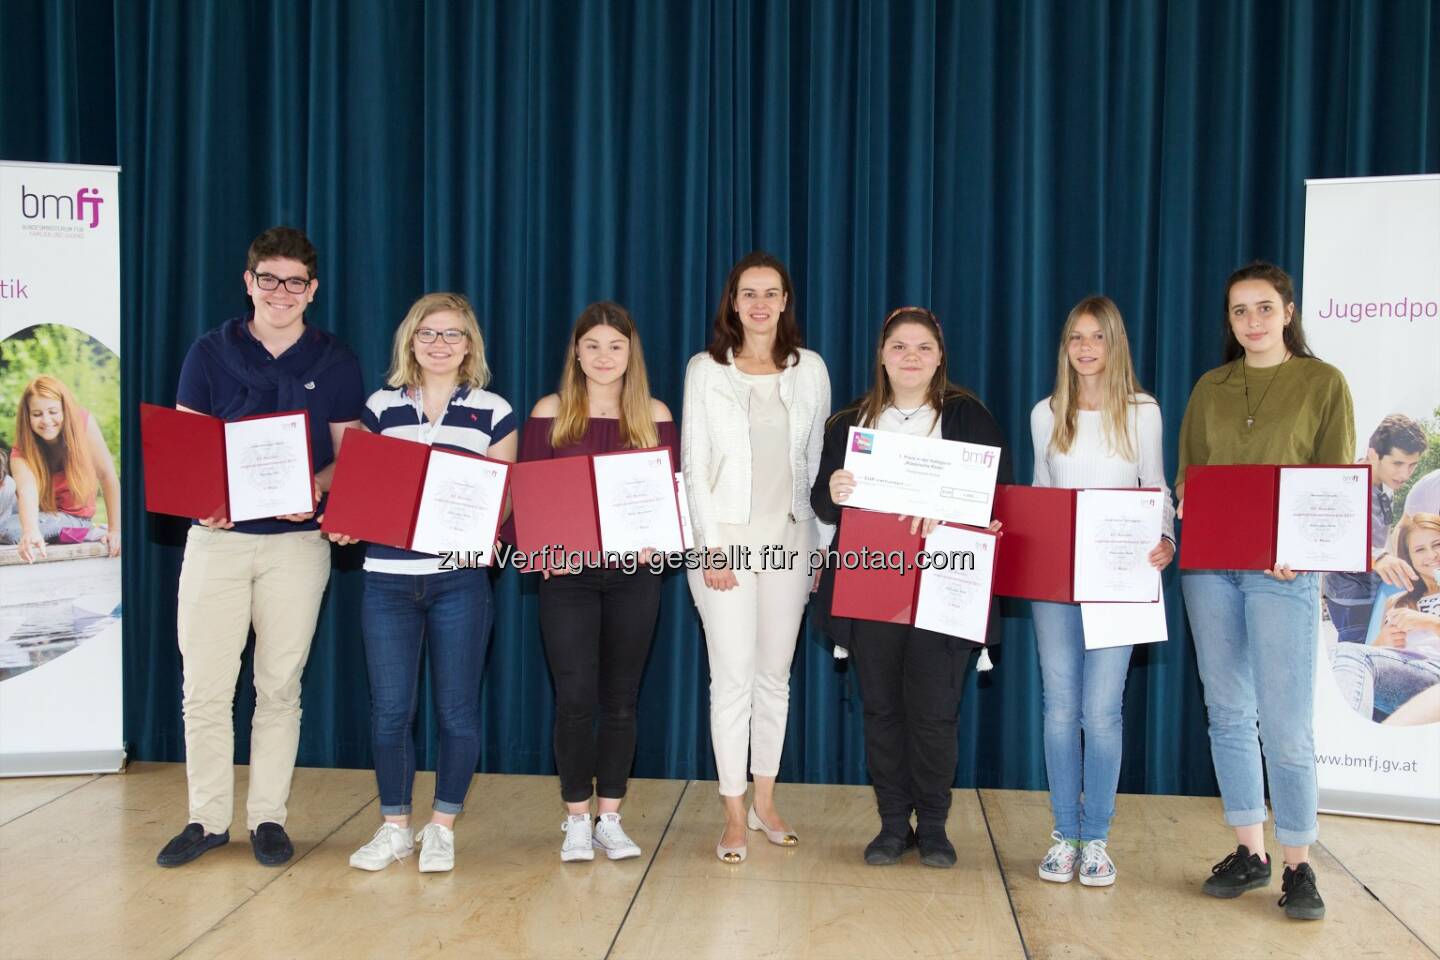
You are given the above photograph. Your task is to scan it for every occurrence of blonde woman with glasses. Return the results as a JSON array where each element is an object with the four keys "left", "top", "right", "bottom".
[{"left": 334, "top": 292, "right": 517, "bottom": 875}]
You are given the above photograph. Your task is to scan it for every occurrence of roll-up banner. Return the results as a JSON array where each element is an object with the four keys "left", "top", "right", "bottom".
[
  {"left": 0, "top": 161, "right": 124, "bottom": 776},
  {"left": 1305, "top": 174, "right": 1440, "bottom": 822}
]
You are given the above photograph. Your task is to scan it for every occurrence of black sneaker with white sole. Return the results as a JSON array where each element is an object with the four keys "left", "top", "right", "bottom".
[
  {"left": 1201, "top": 844, "right": 1272, "bottom": 898},
  {"left": 1279, "top": 863, "right": 1326, "bottom": 920}
]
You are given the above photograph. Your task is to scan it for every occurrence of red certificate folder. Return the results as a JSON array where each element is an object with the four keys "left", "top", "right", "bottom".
[
  {"left": 140, "top": 403, "right": 313, "bottom": 521},
  {"left": 321, "top": 432, "right": 511, "bottom": 560},
  {"left": 510, "top": 456, "right": 601, "bottom": 558},
  {"left": 831, "top": 508, "right": 925, "bottom": 624},
  {"left": 1179, "top": 465, "right": 1280, "bottom": 570},
  {"left": 991, "top": 484, "right": 1076, "bottom": 602},
  {"left": 1179, "top": 464, "right": 1371, "bottom": 572},
  {"left": 319, "top": 430, "right": 430, "bottom": 549}
]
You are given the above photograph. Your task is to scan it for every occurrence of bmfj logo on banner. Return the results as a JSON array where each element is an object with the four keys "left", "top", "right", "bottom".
[{"left": 19, "top": 184, "right": 105, "bottom": 233}]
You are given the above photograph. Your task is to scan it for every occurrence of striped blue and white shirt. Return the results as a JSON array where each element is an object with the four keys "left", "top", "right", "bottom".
[{"left": 360, "top": 383, "right": 517, "bottom": 575}]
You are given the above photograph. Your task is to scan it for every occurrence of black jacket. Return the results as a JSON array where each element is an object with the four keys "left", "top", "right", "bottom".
[{"left": 808, "top": 393, "right": 1014, "bottom": 650}]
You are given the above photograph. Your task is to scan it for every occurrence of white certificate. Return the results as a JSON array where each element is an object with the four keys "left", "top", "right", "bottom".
[
  {"left": 223, "top": 413, "right": 314, "bottom": 521},
  {"left": 1073, "top": 489, "right": 1163, "bottom": 602},
  {"left": 842, "top": 426, "right": 1001, "bottom": 526},
  {"left": 912, "top": 524, "right": 997, "bottom": 642},
  {"left": 409, "top": 450, "right": 509, "bottom": 563},
  {"left": 675, "top": 473, "right": 694, "bottom": 551},
  {"left": 1274, "top": 466, "right": 1370, "bottom": 572},
  {"left": 1081, "top": 592, "right": 1169, "bottom": 650},
  {"left": 593, "top": 450, "right": 685, "bottom": 554}
]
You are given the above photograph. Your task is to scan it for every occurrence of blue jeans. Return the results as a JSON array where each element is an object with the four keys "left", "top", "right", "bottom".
[
  {"left": 1332, "top": 645, "right": 1440, "bottom": 720},
  {"left": 1032, "top": 601, "right": 1133, "bottom": 841},
  {"left": 1181, "top": 570, "right": 1320, "bottom": 847},
  {"left": 1323, "top": 596, "right": 1373, "bottom": 645},
  {"left": 362, "top": 569, "right": 493, "bottom": 816}
]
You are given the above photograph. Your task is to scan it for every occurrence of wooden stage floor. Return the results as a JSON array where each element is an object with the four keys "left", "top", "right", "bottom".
[{"left": 1, "top": 763, "right": 1435, "bottom": 959}]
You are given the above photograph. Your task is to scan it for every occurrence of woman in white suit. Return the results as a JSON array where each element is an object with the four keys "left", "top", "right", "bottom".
[{"left": 682, "top": 250, "right": 830, "bottom": 863}]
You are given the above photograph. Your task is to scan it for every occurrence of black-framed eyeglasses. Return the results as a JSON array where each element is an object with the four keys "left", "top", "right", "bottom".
[
  {"left": 251, "top": 271, "right": 312, "bottom": 294},
  {"left": 415, "top": 328, "right": 468, "bottom": 345}
]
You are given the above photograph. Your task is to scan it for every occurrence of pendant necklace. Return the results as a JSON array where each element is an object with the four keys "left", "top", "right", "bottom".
[
  {"left": 894, "top": 404, "right": 927, "bottom": 422},
  {"left": 1241, "top": 353, "right": 1291, "bottom": 429}
]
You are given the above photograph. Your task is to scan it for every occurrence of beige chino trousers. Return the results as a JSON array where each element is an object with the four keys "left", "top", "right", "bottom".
[{"left": 176, "top": 526, "right": 332, "bottom": 833}]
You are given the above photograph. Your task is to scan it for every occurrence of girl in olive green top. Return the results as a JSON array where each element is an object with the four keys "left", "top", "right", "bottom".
[{"left": 1177, "top": 261, "right": 1354, "bottom": 923}]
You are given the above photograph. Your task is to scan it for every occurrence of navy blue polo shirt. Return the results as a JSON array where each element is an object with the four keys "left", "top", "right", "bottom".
[{"left": 176, "top": 315, "right": 365, "bottom": 534}]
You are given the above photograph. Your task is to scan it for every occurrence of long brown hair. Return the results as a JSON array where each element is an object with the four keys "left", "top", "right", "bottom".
[
  {"left": 550, "top": 301, "right": 659, "bottom": 450},
  {"left": 831, "top": 306, "right": 976, "bottom": 431},
  {"left": 707, "top": 251, "right": 803, "bottom": 368},
  {"left": 14, "top": 376, "right": 98, "bottom": 512},
  {"left": 1220, "top": 262, "right": 1315, "bottom": 364},
  {"left": 1389, "top": 512, "right": 1440, "bottom": 611},
  {"left": 1048, "top": 295, "right": 1150, "bottom": 461}
]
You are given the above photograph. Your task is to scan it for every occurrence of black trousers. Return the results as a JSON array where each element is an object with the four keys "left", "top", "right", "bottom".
[
  {"left": 538, "top": 566, "right": 661, "bottom": 803},
  {"left": 849, "top": 622, "right": 979, "bottom": 833}
]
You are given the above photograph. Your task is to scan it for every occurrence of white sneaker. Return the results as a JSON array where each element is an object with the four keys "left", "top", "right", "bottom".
[
  {"left": 561, "top": 814, "right": 595, "bottom": 862},
  {"left": 348, "top": 822, "right": 414, "bottom": 871},
  {"left": 1038, "top": 831, "right": 1078, "bottom": 883},
  {"left": 416, "top": 822, "right": 455, "bottom": 873},
  {"left": 1078, "top": 839, "right": 1116, "bottom": 887},
  {"left": 592, "top": 812, "right": 642, "bottom": 860}
]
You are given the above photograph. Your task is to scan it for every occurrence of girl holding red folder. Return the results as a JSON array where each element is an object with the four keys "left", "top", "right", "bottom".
[
  {"left": 1176, "top": 262, "right": 1355, "bottom": 921},
  {"left": 338, "top": 293, "right": 517, "bottom": 875},
  {"left": 811, "top": 306, "right": 1010, "bottom": 869},
  {"left": 520, "top": 301, "right": 676, "bottom": 863},
  {"left": 1028, "top": 296, "right": 1175, "bottom": 888}
]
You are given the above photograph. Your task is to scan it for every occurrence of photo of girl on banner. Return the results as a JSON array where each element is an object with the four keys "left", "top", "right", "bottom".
[{"left": 0, "top": 324, "right": 121, "bottom": 681}]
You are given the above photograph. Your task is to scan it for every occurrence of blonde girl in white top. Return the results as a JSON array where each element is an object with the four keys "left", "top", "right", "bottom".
[{"left": 1029, "top": 295, "right": 1175, "bottom": 888}]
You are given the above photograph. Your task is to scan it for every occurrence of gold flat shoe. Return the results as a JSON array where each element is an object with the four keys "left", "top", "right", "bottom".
[
  {"left": 748, "top": 806, "right": 799, "bottom": 846},
  {"left": 716, "top": 838, "right": 747, "bottom": 863}
]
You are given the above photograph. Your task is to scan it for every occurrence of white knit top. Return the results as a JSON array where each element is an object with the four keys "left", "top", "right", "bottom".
[{"left": 1029, "top": 395, "right": 1176, "bottom": 542}]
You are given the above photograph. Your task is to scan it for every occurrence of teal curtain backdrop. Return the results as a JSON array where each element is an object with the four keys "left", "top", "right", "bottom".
[{"left": 4, "top": 0, "right": 1436, "bottom": 795}]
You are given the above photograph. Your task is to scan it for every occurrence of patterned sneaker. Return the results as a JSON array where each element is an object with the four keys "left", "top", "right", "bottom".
[
  {"left": 1038, "top": 831, "right": 1079, "bottom": 882},
  {"left": 1078, "top": 839, "right": 1116, "bottom": 887},
  {"left": 348, "top": 822, "right": 415, "bottom": 871},
  {"left": 1202, "top": 845, "right": 1272, "bottom": 898},
  {"left": 592, "top": 812, "right": 642, "bottom": 860},
  {"left": 561, "top": 814, "right": 595, "bottom": 862},
  {"left": 416, "top": 822, "right": 455, "bottom": 873},
  {"left": 1279, "top": 863, "right": 1326, "bottom": 920}
]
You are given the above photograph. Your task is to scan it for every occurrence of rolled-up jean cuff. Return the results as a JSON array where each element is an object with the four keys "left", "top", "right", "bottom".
[
  {"left": 1222, "top": 806, "right": 1268, "bottom": 829},
  {"left": 380, "top": 803, "right": 413, "bottom": 816},
  {"left": 432, "top": 798, "right": 465, "bottom": 816},
  {"left": 1275, "top": 822, "right": 1319, "bottom": 847}
]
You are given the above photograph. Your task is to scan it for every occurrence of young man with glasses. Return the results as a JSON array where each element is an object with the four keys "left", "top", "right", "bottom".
[{"left": 156, "top": 226, "right": 365, "bottom": 868}]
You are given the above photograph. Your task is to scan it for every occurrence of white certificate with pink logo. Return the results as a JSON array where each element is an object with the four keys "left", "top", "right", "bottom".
[
  {"left": 1274, "top": 465, "right": 1370, "bottom": 572},
  {"left": 223, "top": 412, "right": 314, "bottom": 521},
  {"left": 592, "top": 449, "right": 685, "bottom": 554},
  {"left": 841, "top": 426, "right": 1000, "bottom": 526},
  {"left": 1072, "top": 489, "right": 1164, "bottom": 603}
]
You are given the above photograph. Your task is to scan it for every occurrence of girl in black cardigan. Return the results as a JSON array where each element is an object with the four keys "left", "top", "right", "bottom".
[{"left": 811, "top": 306, "right": 1011, "bottom": 867}]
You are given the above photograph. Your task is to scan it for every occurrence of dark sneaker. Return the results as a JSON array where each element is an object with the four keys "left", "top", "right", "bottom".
[
  {"left": 250, "top": 821, "right": 294, "bottom": 866},
  {"left": 917, "top": 830, "right": 957, "bottom": 869},
  {"left": 156, "top": 823, "right": 229, "bottom": 867},
  {"left": 864, "top": 828, "right": 917, "bottom": 866},
  {"left": 1279, "top": 863, "right": 1326, "bottom": 920},
  {"left": 1202, "top": 844, "right": 1272, "bottom": 898}
]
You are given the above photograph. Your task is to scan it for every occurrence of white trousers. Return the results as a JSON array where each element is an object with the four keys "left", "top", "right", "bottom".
[{"left": 688, "top": 562, "right": 813, "bottom": 796}]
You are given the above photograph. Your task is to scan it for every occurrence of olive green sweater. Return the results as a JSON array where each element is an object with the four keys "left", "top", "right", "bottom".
[{"left": 1176, "top": 356, "right": 1355, "bottom": 496}]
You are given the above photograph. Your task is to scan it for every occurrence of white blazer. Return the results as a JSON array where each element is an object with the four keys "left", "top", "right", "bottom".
[{"left": 681, "top": 347, "right": 832, "bottom": 550}]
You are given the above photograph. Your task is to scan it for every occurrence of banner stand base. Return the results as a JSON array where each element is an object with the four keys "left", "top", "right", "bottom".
[
  {"left": 1319, "top": 789, "right": 1440, "bottom": 825},
  {"left": 0, "top": 749, "right": 127, "bottom": 777}
]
